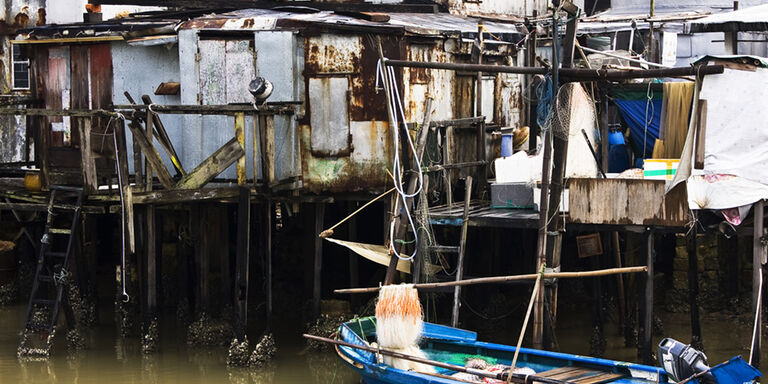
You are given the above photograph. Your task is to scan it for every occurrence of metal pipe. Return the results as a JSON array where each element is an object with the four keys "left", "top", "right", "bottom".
[{"left": 383, "top": 59, "right": 724, "bottom": 80}]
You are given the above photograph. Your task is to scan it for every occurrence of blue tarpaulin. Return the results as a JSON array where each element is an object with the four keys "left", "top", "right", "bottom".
[{"left": 614, "top": 98, "right": 663, "bottom": 159}]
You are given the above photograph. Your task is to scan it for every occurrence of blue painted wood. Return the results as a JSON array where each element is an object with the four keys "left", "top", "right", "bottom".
[{"left": 337, "top": 317, "right": 672, "bottom": 384}]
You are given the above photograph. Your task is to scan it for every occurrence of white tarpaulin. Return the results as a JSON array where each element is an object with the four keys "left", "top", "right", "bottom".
[
  {"left": 324, "top": 238, "right": 441, "bottom": 275},
  {"left": 674, "top": 59, "right": 768, "bottom": 216},
  {"left": 700, "top": 65, "right": 768, "bottom": 185}
]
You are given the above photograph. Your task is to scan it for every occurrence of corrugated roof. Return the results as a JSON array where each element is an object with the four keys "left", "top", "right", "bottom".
[
  {"left": 179, "top": 9, "right": 525, "bottom": 39},
  {"left": 685, "top": 4, "right": 768, "bottom": 33}
]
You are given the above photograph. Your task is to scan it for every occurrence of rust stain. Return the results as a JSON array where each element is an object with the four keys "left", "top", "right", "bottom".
[
  {"left": 37, "top": 8, "right": 46, "bottom": 26},
  {"left": 14, "top": 12, "right": 30, "bottom": 28},
  {"left": 242, "top": 18, "right": 254, "bottom": 29}
]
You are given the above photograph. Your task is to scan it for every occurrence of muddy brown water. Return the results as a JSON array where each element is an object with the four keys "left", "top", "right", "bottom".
[{"left": 0, "top": 302, "right": 762, "bottom": 383}]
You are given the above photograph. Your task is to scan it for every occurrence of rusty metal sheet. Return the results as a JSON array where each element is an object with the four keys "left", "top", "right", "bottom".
[
  {"left": 301, "top": 121, "right": 392, "bottom": 194},
  {"left": 568, "top": 178, "right": 690, "bottom": 227},
  {"left": 309, "top": 77, "right": 350, "bottom": 157}
]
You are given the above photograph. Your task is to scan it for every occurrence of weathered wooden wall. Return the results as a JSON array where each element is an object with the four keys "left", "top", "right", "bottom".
[{"left": 568, "top": 178, "right": 690, "bottom": 227}]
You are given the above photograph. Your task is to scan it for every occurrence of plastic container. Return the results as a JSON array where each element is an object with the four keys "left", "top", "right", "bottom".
[{"left": 501, "top": 134, "right": 514, "bottom": 157}]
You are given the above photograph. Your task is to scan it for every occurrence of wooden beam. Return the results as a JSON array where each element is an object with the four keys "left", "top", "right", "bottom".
[
  {"left": 132, "top": 187, "right": 241, "bottom": 205},
  {"left": 141, "top": 95, "right": 186, "bottom": 175},
  {"left": 175, "top": 137, "right": 245, "bottom": 190},
  {"left": 264, "top": 200, "right": 273, "bottom": 330},
  {"left": 687, "top": 221, "right": 703, "bottom": 349},
  {"left": 642, "top": 229, "right": 655, "bottom": 365},
  {"left": 258, "top": 115, "right": 275, "bottom": 185},
  {"left": 91, "top": 0, "right": 439, "bottom": 13},
  {"left": 36, "top": 116, "right": 50, "bottom": 190},
  {"left": 78, "top": 117, "right": 98, "bottom": 195},
  {"left": 313, "top": 203, "right": 325, "bottom": 317},
  {"left": 127, "top": 121, "right": 175, "bottom": 189},
  {"left": 234, "top": 187, "right": 250, "bottom": 340},
  {"left": 235, "top": 112, "right": 246, "bottom": 185}
]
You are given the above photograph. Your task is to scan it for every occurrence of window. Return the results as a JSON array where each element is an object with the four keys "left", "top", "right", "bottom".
[{"left": 12, "top": 44, "right": 30, "bottom": 90}]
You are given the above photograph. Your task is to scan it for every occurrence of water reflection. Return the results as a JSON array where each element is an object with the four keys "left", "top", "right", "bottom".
[{"left": 1, "top": 301, "right": 765, "bottom": 384}]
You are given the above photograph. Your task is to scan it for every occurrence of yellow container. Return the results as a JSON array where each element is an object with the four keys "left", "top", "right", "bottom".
[{"left": 24, "top": 171, "right": 42, "bottom": 193}]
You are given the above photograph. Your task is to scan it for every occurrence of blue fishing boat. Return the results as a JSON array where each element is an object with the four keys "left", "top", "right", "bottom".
[{"left": 335, "top": 317, "right": 761, "bottom": 384}]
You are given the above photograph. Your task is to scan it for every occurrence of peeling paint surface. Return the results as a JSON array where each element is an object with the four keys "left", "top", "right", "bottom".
[{"left": 301, "top": 121, "right": 393, "bottom": 194}]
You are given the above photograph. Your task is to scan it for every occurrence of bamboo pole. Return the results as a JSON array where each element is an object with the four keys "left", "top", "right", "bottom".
[
  {"left": 334, "top": 266, "right": 648, "bottom": 294},
  {"left": 303, "top": 334, "right": 569, "bottom": 384},
  {"left": 507, "top": 271, "right": 542, "bottom": 383}
]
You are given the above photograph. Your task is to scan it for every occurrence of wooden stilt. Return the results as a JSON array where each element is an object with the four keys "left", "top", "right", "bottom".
[
  {"left": 451, "top": 176, "right": 473, "bottom": 328},
  {"left": 642, "top": 229, "right": 654, "bottom": 364},
  {"left": 534, "top": 130, "right": 553, "bottom": 349},
  {"left": 612, "top": 232, "right": 626, "bottom": 337},
  {"left": 264, "top": 199, "right": 273, "bottom": 330},
  {"left": 751, "top": 200, "right": 764, "bottom": 369},
  {"left": 313, "top": 203, "right": 325, "bottom": 317},
  {"left": 687, "top": 221, "right": 703, "bottom": 349},
  {"left": 234, "top": 187, "right": 250, "bottom": 340},
  {"left": 192, "top": 205, "right": 208, "bottom": 314},
  {"left": 145, "top": 206, "right": 157, "bottom": 326}
]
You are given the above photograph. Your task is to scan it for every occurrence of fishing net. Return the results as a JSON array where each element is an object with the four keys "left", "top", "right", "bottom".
[{"left": 541, "top": 82, "right": 597, "bottom": 141}]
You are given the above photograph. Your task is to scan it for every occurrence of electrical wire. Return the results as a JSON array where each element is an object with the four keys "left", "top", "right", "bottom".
[{"left": 376, "top": 59, "right": 424, "bottom": 261}]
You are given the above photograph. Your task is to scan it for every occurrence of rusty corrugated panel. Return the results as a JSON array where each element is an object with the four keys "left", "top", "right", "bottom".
[{"left": 568, "top": 178, "right": 690, "bottom": 227}]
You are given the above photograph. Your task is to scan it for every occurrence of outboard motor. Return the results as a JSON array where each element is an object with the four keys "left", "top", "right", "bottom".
[{"left": 658, "top": 338, "right": 715, "bottom": 383}]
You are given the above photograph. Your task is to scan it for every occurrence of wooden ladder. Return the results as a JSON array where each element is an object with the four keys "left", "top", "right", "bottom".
[{"left": 18, "top": 186, "right": 83, "bottom": 357}]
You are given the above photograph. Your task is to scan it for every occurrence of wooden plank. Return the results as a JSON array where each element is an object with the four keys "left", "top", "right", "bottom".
[
  {"left": 537, "top": 367, "right": 581, "bottom": 378},
  {"left": 547, "top": 368, "right": 593, "bottom": 380},
  {"left": 132, "top": 187, "right": 241, "bottom": 205},
  {"left": 141, "top": 95, "right": 185, "bottom": 175},
  {"left": 234, "top": 186, "right": 251, "bottom": 339},
  {"left": 235, "top": 112, "right": 246, "bottom": 185},
  {"left": 573, "top": 372, "right": 625, "bottom": 384},
  {"left": 253, "top": 116, "right": 260, "bottom": 183},
  {"left": 145, "top": 107, "right": 154, "bottom": 191},
  {"left": 70, "top": 45, "right": 89, "bottom": 146},
  {"left": 694, "top": 99, "right": 707, "bottom": 170},
  {"left": 37, "top": 116, "right": 50, "bottom": 190},
  {"left": 175, "top": 137, "right": 245, "bottom": 190},
  {"left": 127, "top": 121, "right": 174, "bottom": 189},
  {"left": 78, "top": 118, "right": 98, "bottom": 194},
  {"left": 259, "top": 115, "right": 275, "bottom": 184}
]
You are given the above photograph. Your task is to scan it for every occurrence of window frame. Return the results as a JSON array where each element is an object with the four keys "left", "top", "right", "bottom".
[{"left": 11, "top": 43, "right": 31, "bottom": 91}]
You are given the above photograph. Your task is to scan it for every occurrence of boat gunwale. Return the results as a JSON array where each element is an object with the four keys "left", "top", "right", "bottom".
[{"left": 337, "top": 317, "right": 669, "bottom": 384}]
